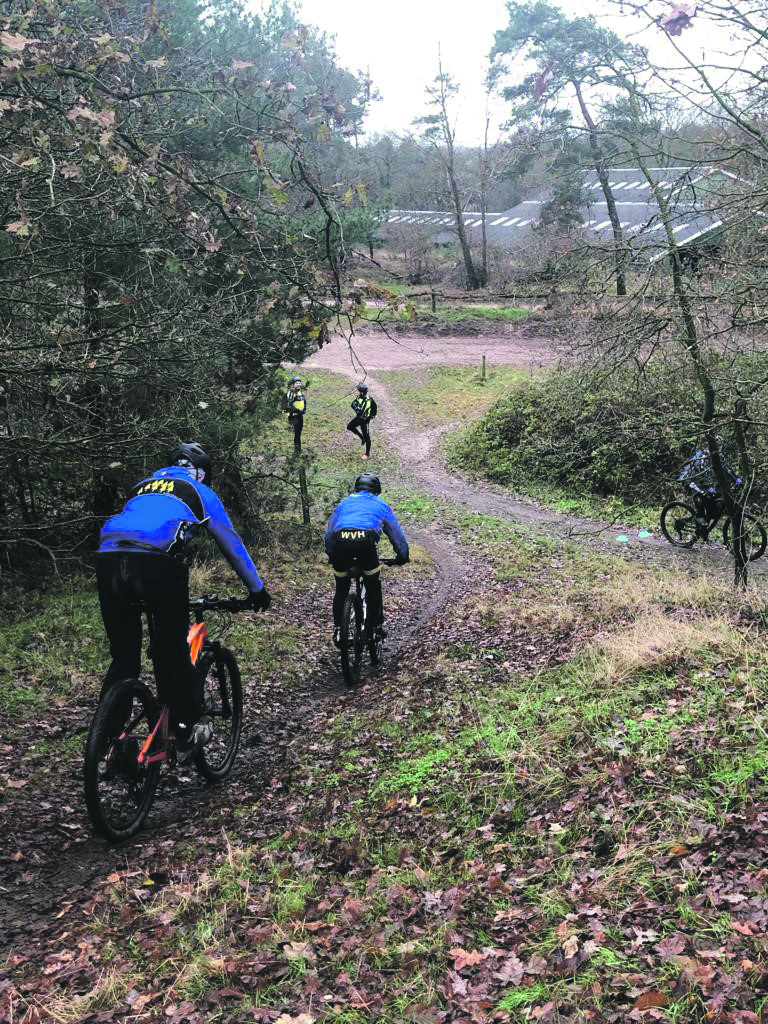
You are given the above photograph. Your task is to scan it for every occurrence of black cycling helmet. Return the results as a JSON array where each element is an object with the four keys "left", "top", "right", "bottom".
[
  {"left": 170, "top": 442, "right": 212, "bottom": 484},
  {"left": 354, "top": 473, "right": 381, "bottom": 495},
  {"left": 356, "top": 383, "right": 368, "bottom": 393},
  {"left": 289, "top": 376, "right": 302, "bottom": 385}
]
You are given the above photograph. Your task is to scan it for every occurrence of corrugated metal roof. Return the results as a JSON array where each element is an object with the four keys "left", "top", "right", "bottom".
[{"left": 383, "top": 167, "right": 738, "bottom": 260}]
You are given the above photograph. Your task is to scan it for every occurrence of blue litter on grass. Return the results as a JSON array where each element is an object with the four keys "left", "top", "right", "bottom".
[
  {"left": 637, "top": 529, "right": 652, "bottom": 540},
  {"left": 616, "top": 534, "right": 630, "bottom": 544}
]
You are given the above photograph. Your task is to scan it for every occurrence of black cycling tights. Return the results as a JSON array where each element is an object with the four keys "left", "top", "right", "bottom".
[
  {"left": 346, "top": 416, "right": 371, "bottom": 457},
  {"left": 333, "top": 571, "right": 382, "bottom": 631}
]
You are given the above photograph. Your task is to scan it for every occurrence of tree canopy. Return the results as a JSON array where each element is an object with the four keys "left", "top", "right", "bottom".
[{"left": 0, "top": 0, "right": 372, "bottom": 570}]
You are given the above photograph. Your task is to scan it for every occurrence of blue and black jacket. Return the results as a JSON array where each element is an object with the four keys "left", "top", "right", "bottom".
[
  {"left": 324, "top": 492, "right": 409, "bottom": 562},
  {"left": 99, "top": 466, "right": 264, "bottom": 591},
  {"left": 679, "top": 449, "right": 742, "bottom": 496}
]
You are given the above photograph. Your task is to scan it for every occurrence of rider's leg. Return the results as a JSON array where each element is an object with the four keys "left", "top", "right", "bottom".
[
  {"left": 96, "top": 553, "right": 143, "bottom": 697},
  {"left": 96, "top": 554, "right": 144, "bottom": 731},
  {"left": 362, "top": 568, "right": 383, "bottom": 633},
  {"left": 138, "top": 557, "right": 203, "bottom": 737},
  {"left": 361, "top": 421, "right": 371, "bottom": 458},
  {"left": 291, "top": 413, "right": 303, "bottom": 450},
  {"left": 346, "top": 416, "right": 365, "bottom": 443},
  {"left": 332, "top": 572, "right": 352, "bottom": 626}
]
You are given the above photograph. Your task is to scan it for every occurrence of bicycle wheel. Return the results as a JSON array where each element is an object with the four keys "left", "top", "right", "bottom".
[
  {"left": 340, "top": 595, "right": 364, "bottom": 687},
  {"left": 194, "top": 647, "right": 243, "bottom": 781},
  {"left": 83, "top": 679, "right": 160, "bottom": 842},
  {"left": 660, "top": 501, "right": 698, "bottom": 548},
  {"left": 368, "top": 628, "right": 384, "bottom": 666},
  {"left": 723, "top": 512, "right": 768, "bottom": 561}
]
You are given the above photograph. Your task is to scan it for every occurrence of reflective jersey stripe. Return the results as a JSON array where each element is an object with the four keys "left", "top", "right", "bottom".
[{"left": 129, "top": 477, "right": 206, "bottom": 522}]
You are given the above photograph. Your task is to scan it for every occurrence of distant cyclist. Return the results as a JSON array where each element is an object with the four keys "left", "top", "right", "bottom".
[
  {"left": 324, "top": 474, "right": 409, "bottom": 647},
  {"left": 678, "top": 441, "right": 742, "bottom": 523},
  {"left": 346, "top": 383, "right": 377, "bottom": 461},
  {"left": 284, "top": 375, "right": 306, "bottom": 452},
  {"left": 96, "top": 442, "right": 271, "bottom": 757}
]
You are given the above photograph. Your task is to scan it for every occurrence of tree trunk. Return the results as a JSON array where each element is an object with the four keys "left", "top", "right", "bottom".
[
  {"left": 446, "top": 163, "right": 481, "bottom": 290},
  {"left": 573, "top": 81, "right": 626, "bottom": 297},
  {"left": 626, "top": 89, "right": 749, "bottom": 587},
  {"left": 479, "top": 106, "right": 491, "bottom": 288}
]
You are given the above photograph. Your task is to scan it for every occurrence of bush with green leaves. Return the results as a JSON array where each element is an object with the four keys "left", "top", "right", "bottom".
[{"left": 449, "top": 360, "right": 768, "bottom": 507}]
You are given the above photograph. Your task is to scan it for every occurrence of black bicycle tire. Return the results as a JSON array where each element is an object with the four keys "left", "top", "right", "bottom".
[
  {"left": 723, "top": 512, "right": 768, "bottom": 561},
  {"left": 368, "top": 632, "right": 383, "bottom": 665},
  {"left": 340, "top": 594, "right": 363, "bottom": 687},
  {"left": 83, "top": 679, "right": 160, "bottom": 842},
  {"left": 660, "top": 501, "right": 698, "bottom": 548},
  {"left": 194, "top": 647, "right": 243, "bottom": 781}
]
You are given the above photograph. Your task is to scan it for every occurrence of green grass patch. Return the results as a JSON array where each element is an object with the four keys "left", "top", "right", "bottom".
[
  {"left": 361, "top": 304, "right": 529, "bottom": 326},
  {"left": 380, "top": 365, "right": 541, "bottom": 431},
  {"left": 0, "top": 580, "right": 105, "bottom": 709}
]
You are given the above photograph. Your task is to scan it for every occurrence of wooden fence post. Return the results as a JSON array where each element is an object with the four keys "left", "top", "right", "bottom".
[{"left": 298, "top": 463, "right": 310, "bottom": 526}]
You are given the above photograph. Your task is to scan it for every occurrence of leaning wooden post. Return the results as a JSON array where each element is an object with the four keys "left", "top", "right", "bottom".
[
  {"left": 481, "top": 355, "right": 486, "bottom": 382},
  {"left": 298, "top": 463, "right": 310, "bottom": 526}
]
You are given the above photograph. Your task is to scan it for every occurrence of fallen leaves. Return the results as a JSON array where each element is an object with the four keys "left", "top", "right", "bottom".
[
  {"left": 633, "top": 991, "right": 670, "bottom": 1009},
  {"left": 449, "top": 947, "right": 487, "bottom": 970}
]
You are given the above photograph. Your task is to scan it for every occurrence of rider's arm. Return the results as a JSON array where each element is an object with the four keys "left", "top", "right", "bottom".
[
  {"left": 323, "top": 509, "right": 339, "bottom": 558},
  {"left": 381, "top": 507, "right": 409, "bottom": 562},
  {"left": 201, "top": 488, "right": 265, "bottom": 592}
]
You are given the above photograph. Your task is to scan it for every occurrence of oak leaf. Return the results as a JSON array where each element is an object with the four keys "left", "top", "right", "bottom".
[
  {"left": 633, "top": 992, "right": 670, "bottom": 1009},
  {"left": 0, "top": 32, "right": 30, "bottom": 51},
  {"left": 732, "top": 920, "right": 757, "bottom": 935},
  {"left": 450, "top": 947, "right": 486, "bottom": 970}
]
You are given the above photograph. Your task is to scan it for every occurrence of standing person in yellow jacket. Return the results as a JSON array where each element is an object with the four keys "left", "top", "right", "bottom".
[
  {"left": 284, "top": 376, "right": 306, "bottom": 451},
  {"left": 346, "top": 383, "right": 377, "bottom": 461}
]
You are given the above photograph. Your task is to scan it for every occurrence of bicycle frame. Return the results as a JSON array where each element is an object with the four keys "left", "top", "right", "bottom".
[
  {"left": 130, "top": 599, "right": 233, "bottom": 760},
  {"left": 138, "top": 705, "right": 171, "bottom": 766},
  {"left": 348, "top": 564, "right": 371, "bottom": 632},
  {"left": 689, "top": 492, "right": 723, "bottom": 538}
]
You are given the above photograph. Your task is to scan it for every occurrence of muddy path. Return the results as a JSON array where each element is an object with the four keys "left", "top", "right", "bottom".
[{"left": 0, "top": 527, "right": 474, "bottom": 959}]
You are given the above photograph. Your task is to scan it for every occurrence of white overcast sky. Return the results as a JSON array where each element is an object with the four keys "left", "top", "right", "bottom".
[
  {"left": 251, "top": 1, "right": 718, "bottom": 145},
  {"left": 292, "top": 0, "right": 514, "bottom": 143}
]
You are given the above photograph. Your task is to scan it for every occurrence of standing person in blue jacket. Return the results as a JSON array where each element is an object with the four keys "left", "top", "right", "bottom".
[
  {"left": 324, "top": 474, "right": 409, "bottom": 647},
  {"left": 96, "top": 442, "right": 271, "bottom": 757}
]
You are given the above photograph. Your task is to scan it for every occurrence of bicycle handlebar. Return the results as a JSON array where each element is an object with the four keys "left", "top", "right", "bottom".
[{"left": 189, "top": 594, "right": 250, "bottom": 613}]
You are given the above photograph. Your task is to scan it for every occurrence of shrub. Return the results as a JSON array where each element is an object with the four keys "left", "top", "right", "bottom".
[{"left": 449, "top": 361, "right": 767, "bottom": 507}]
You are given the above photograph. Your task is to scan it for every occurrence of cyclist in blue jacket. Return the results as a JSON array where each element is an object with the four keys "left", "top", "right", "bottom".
[
  {"left": 324, "top": 474, "right": 409, "bottom": 647},
  {"left": 96, "top": 442, "right": 271, "bottom": 756},
  {"left": 678, "top": 441, "right": 742, "bottom": 523}
]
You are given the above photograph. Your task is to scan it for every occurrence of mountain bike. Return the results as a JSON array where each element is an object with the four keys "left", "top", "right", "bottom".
[
  {"left": 339, "top": 557, "right": 398, "bottom": 687},
  {"left": 84, "top": 594, "right": 249, "bottom": 842},
  {"left": 660, "top": 492, "right": 767, "bottom": 560}
]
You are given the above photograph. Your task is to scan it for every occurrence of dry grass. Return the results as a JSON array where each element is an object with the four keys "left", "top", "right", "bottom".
[{"left": 586, "top": 610, "right": 746, "bottom": 685}]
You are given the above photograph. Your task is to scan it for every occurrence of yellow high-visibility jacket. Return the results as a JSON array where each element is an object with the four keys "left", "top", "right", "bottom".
[{"left": 285, "top": 387, "right": 306, "bottom": 414}]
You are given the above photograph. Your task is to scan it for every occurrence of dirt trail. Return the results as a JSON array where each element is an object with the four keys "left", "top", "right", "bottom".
[{"left": 305, "top": 329, "right": 748, "bottom": 577}]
